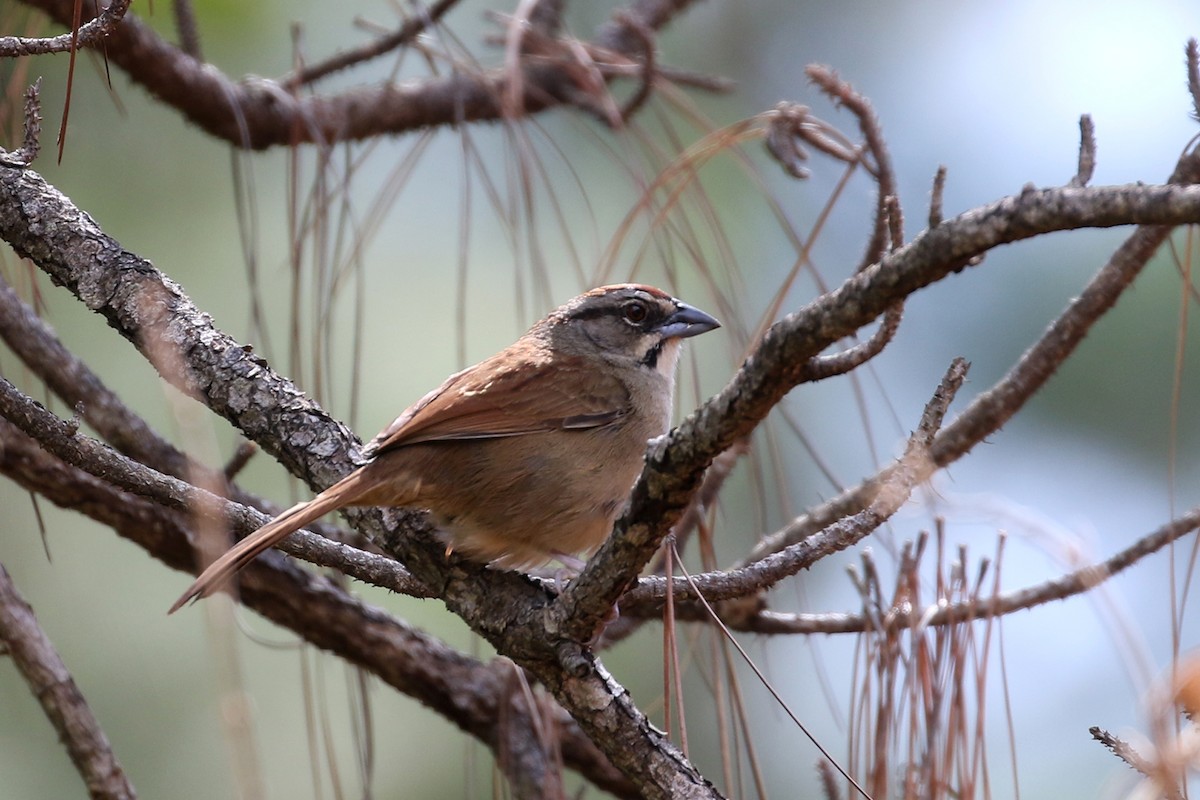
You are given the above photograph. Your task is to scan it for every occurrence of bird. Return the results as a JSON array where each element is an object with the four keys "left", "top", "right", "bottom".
[{"left": 170, "top": 284, "right": 719, "bottom": 612}]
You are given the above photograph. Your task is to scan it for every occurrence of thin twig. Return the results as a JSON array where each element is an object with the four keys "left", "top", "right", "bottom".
[
  {"left": 806, "top": 64, "right": 898, "bottom": 271},
  {"left": 171, "top": 0, "right": 203, "bottom": 60},
  {"left": 1090, "top": 727, "right": 1158, "bottom": 779},
  {"left": 284, "top": 0, "right": 461, "bottom": 87},
  {"left": 929, "top": 165, "right": 948, "bottom": 228},
  {"left": 0, "top": 79, "right": 42, "bottom": 167},
  {"left": 0, "top": 563, "right": 136, "bottom": 800},
  {"left": 0, "top": 0, "right": 131, "bottom": 56},
  {"left": 1069, "top": 114, "right": 1096, "bottom": 188},
  {"left": 1187, "top": 38, "right": 1200, "bottom": 122},
  {"left": 704, "top": 505, "right": 1200, "bottom": 634}
]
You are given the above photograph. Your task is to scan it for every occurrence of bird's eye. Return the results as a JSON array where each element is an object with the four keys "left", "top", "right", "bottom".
[{"left": 622, "top": 300, "right": 649, "bottom": 324}]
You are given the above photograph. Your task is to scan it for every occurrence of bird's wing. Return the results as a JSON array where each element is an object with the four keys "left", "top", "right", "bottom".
[{"left": 363, "top": 350, "right": 630, "bottom": 457}]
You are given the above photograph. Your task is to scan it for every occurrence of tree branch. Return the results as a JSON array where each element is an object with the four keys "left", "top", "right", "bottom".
[
  {"left": 669, "top": 506, "right": 1200, "bottom": 634},
  {"left": 6, "top": 145, "right": 1200, "bottom": 795},
  {"left": 744, "top": 146, "right": 1200, "bottom": 566},
  {"left": 547, "top": 155, "right": 1200, "bottom": 643},
  {"left": 0, "top": 0, "right": 130, "bottom": 56},
  {"left": 0, "top": 164, "right": 715, "bottom": 798},
  {"left": 619, "top": 358, "right": 966, "bottom": 609},
  {"left": 0, "top": 563, "right": 136, "bottom": 800},
  {"left": 13, "top": 0, "right": 702, "bottom": 149},
  {"left": 0, "top": 416, "right": 637, "bottom": 797}
]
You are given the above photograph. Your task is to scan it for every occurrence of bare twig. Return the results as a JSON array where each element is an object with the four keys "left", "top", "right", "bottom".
[
  {"left": 0, "top": 0, "right": 130, "bottom": 56},
  {"left": 727, "top": 505, "right": 1200, "bottom": 634},
  {"left": 803, "top": 300, "right": 901, "bottom": 381},
  {"left": 806, "top": 64, "right": 898, "bottom": 271},
  {"left": 1187, "top": 38, "right": 1200, "bottom": 122},
  {"left": 0, "top": 563, "right": 136, "bottom": 800},
  {"left": 929, "top": 165, "right": 948, "bottom": 228},
  {"left": 171, "top": 0, "right": 203, "bottom": 60},
  {"left": 0, "top": 79, "right": 42, "bottom": 167},
  {"left": 762, "top": 79, "right": 910, "bottom": 430},
  {"left": 1090, "top": 727, "right": 1158, "bottom": 779},
  {"left": 1069, "top": 114, "right": 1096, "bottom": 188},
  {"left": 222, "top": 441, "right": 258, "bottom": 480},
  {"left": 283, "top": 0, "right": 461, "bottom": 88}
]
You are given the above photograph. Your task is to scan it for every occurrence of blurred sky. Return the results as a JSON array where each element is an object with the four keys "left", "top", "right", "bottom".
[{"left": 2, "top": 1, "right": 1199, "bottom": 798}]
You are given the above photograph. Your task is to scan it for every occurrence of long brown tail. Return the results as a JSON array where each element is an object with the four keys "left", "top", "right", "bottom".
[{"left": 169, "top": 475, "right": 365, "bottom": 614}]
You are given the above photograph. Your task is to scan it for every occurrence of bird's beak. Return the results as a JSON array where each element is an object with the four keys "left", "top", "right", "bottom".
[{"left": 659, "top": 302, "right": 721, "bottom": 340}]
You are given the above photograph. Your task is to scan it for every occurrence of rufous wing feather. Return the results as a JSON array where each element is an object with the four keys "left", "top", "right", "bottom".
[{"left": 365, "top": 353, "right": 630, "bottom": 456}]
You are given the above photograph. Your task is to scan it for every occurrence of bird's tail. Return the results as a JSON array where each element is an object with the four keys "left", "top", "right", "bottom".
[{"left": 169, "top": 475, "right": 364, "bottom": 614}]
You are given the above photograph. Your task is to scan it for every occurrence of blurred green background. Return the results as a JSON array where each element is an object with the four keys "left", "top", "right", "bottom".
[{"left": 2, "top": 0, "right": 1199, "bottom": 797}]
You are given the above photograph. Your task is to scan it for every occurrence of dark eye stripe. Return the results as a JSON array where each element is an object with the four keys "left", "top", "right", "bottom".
[
  {"left": 568, "top": 306, "right": 611, "bottom": 321},
  {"left": 569, "top": 296, "right": 663, "bottom": 329}
]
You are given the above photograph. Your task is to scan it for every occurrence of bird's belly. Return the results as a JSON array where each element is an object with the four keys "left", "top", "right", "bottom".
[{"left": 421, "top": 429, "right": 648, "bottom": 567}]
